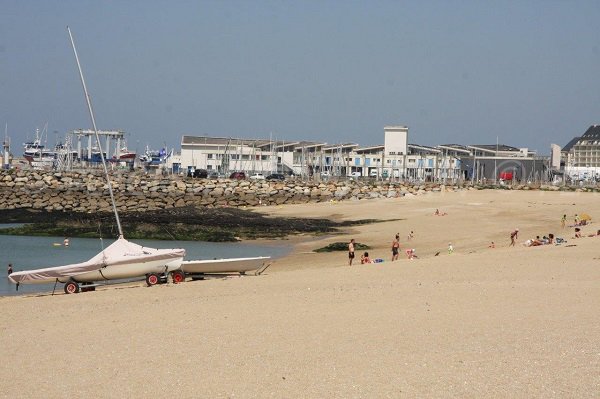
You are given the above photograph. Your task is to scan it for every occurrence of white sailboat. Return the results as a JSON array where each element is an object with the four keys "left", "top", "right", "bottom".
[
  {"left": 8, "top": 27, "right": 185, "bottom": 294},
  {"left": 180, "top": 256, "right": 271, "bottom": 276}
]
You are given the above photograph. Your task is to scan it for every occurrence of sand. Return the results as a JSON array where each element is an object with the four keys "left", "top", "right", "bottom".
[{"left": 1, "top": 189, "right": 599, "bottom": 398}]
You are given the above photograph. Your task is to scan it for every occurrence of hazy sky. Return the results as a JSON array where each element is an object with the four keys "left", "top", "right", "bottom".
[{"left": 1, "top": 1, "right": 599, "bottom": 155}]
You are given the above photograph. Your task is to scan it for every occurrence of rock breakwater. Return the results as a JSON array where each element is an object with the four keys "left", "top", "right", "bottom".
[
  {"left": 0, "top": 170, "right": 594, "bottom": 214},
  {"left": 0, "top": 170, "right": 458, "bottom": 213}
]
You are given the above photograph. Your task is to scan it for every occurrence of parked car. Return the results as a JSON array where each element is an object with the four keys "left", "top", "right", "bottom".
[
  {"left": 266, "top": 173, "right": 285, "bottom": 181},
  {"left": 229, "top": 171, "right": 246, "bottom": 180},
  {"left": 187, "top": 168, "right": 208, "bottom": 178},
  {"left": 369, "top": 170, "right": 379, "bottom": 177},
  {"left": 249, "top": 173, "right": 266, "bottom": 181},
  {"left": 348, "top": 171, "right": 362, "bottom": 178},
  {"left": 321, "top": 171, "right": 331, "bottom": 177},
  {"left": 208, "top": 171, "right": 225, "bottom": 179}
]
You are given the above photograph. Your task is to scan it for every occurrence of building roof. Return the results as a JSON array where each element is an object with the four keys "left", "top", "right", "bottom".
[
  {"left": 291, "top": 141, "right": 327, "bottom": 150},
  {"left": 408, "top": 144, "right": 441, "bottom": 154},
  {"left": 181, "top": 135, "right": 270, "bottom": 147},
  {"left": 562, "top": 136, "right": 580, "bottom": 152},
  {"left": 322, "top": 143, "right": 359, "bottom": 151},
  {"left": 181, "top": 136, "right": 325, "bottom": 150},
  {"left": 354, "top": 145, "right": 385, "bottom": 153},
  {"left": 437, "top": 144, "right": 472, "bottom": 154},
  {"left": 468, "top": 144, "right": 521, "bottom": 152},
  {"left": 581, "top": 124, "right": 600, "bottom": 140}
]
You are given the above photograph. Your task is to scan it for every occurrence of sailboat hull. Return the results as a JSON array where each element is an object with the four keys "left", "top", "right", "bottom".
[
  {"left": 180, "top": 256, "right": 270, "bottom": 274},
  {"left": 66, "top": 257, "right": 183, "bottom": 283}
]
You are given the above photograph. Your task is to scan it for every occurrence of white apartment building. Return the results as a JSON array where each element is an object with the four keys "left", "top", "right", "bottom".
[
  {"left": 179, "top": 126, "right": 463, "bottom": 181},
  {"left": 562, "top": 125, "right": 600, "bottom": 181}
]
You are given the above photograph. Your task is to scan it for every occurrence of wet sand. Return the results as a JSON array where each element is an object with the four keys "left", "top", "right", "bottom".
[{"left": 1, "top": 189, "right": 599, "bottom": 398}]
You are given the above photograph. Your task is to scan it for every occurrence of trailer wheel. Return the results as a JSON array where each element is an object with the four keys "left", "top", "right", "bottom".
[
  {"left": 146, "top": 273, "right": 159, "bottom": 286},
  {"left": 171, "top": 270, "right": 185, "bottom": 284},
  {"left": 64, "top": 281, "right": 80, "bottom": 294}
]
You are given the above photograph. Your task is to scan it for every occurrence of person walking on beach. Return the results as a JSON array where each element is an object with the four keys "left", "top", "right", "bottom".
[
  {"left": 391, "top": 234, "right": 400, "bottom": 261},
  {"left": 510, "top": 228, "right": 519, "bottom": 246},
  {"left": 7, "top": 263, "right": 13, "bottom": 275},
  {"left": 348, "top": 239, "right": 355, "bottom": 266},
  {"left": 561, "top": 214, "right": 567, "bottom": 229}
]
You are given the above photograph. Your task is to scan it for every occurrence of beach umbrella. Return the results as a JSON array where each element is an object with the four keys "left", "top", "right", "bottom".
[{"left": 580, "top": 213, "right": 592, "bottom": 221}]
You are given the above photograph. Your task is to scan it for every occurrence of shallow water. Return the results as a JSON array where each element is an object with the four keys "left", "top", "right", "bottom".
[{"left": 0, "top": 233, "right": 290, "bottom": 296}]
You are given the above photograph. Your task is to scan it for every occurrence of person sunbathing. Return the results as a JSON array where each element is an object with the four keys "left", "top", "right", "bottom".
[{"left": 530, "top": 238, "right": 544, "bottom": 246}]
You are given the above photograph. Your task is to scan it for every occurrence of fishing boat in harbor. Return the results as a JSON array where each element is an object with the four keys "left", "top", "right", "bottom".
[
  {"left": 117, "top": 144, "right": 136, "bottom": 161},
  {"left": 23, "top": 127, "right": 48, "bottom": 163}
]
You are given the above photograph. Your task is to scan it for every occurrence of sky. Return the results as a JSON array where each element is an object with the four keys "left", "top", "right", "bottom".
[{"left": 1, "top": 1, "right": 599, "bottom": 156}]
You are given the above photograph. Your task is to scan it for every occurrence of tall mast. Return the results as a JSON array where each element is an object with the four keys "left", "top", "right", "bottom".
[{"left": 68, "top": 26, "right": 123, "bottom": 238}]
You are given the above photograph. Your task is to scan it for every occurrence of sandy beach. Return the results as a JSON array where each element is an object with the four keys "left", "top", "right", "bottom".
[{"left": 1, "top": 189, "right": 599, "bottom": 398}]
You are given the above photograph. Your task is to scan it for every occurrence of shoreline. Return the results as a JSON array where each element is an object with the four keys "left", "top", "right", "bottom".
[{"left": 1, "top": 189, "right": 599, "bottom": 397}]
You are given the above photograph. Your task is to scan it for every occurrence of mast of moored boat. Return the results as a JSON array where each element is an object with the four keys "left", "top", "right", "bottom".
[{"left": 67, "top": 26, "right": 124, "bottom": 238}]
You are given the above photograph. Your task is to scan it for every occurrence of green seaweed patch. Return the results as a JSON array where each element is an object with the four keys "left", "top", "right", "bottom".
[{"left": 314, "top": 242, "right": 370, "bottom": 253}]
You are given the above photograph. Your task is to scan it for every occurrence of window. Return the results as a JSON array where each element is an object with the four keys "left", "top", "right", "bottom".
[{"left": 207, "top": 154, "right": 213, "bottom": 159}]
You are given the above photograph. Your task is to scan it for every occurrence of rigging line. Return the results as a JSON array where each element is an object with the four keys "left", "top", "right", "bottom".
[{"left": 67, "top": 26, "right": 123, "bottom": 238}]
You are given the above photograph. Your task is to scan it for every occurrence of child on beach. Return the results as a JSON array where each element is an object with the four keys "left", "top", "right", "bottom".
[
  {"left": 510, "top": 228, "right": 519, "bottom": 246},
  {"left": 360, "top": 252, "right": 371, "bottom": 264},
  {"left": 406, "top": 248, "right": 417, "bottom": 260}
]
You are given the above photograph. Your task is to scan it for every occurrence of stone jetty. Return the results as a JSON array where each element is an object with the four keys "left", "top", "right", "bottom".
[{"left": 0, "top": 170, "right": 593, "bottom": 214}]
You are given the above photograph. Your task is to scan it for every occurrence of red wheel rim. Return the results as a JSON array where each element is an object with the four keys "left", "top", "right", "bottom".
[
  {"left": 148, "top": 275, "right": 158, "bottom": 285},
  {"left": 66, "top": 284, "right": 76, "bottom": 294},
  {"left": 174, "top": 273, "right": 183, "bottom": 283}
]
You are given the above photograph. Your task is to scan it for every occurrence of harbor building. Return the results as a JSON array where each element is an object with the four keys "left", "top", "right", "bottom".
[
  {"left": 179, "top": 126, "right": 465, "bottom": 181},
  {"left": 439, "top": 144, "right": 547, "bottom": 182},
  {"left": 178, "top": 126, "right": 545, "bottom": 182}
]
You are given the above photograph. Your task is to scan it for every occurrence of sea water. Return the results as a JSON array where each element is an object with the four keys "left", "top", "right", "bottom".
[{"left": 0, "top": 232, "right": 290, "bottom": 296}]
